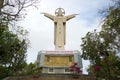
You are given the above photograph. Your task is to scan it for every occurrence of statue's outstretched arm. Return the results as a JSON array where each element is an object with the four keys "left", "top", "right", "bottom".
[
  {"left": 65, "top": 14, "right": 78, "bottom": 21},
  {"left": 41, "top": 13, "right": 54, "bottom": 21}
]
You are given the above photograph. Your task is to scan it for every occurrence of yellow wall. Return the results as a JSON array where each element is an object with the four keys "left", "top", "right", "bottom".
[{"left": 44, "top": 55, "right": 74, "bottom": 66}]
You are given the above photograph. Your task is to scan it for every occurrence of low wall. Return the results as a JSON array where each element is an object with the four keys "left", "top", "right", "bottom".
[{"left": 3, "top": 74, "right": 103, "bottom": 80}]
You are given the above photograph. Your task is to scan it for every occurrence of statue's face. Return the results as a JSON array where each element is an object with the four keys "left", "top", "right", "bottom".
[
  {"left": 55, "top": 8, "right": 65, "bottom": 16},
  {"left": 57, "top": 9, "right": 63, "bottom": 16}
]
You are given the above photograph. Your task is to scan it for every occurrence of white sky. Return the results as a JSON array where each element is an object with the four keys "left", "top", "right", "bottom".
[{"left": 19, "top": 0, "right": 112, "bottom": 74}]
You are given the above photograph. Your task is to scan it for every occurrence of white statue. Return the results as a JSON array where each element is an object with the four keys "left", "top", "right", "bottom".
[{"left": 42, "top": 8, "right": 77, "bottom": 50}]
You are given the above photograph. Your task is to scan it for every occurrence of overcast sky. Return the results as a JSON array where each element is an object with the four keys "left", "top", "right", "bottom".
[{"left": 19, "top": 0, "right": 112, "bottom": 74}]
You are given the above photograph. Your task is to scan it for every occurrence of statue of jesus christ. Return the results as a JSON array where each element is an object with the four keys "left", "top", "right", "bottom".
[{"left": 42, "top": 8, "right": 77, "bottom": 50}]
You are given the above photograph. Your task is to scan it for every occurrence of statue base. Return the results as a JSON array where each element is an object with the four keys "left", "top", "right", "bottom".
[{"left": 37, "top": 50, "right": 82, "bottom": 74}]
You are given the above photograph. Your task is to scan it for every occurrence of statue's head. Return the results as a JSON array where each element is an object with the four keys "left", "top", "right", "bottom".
[{"left": 55, "top": 8, "right": 65, "bottom": 16}]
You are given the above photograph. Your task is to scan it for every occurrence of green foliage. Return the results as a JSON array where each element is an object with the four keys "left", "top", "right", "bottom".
[
  {"left": 20, "top": 62, "right": 42, "bottom": 75},
  {"left": 81, "top": 0, "right": 120, "bottom": 79},
  {"left": 0, "top": 24, "right": 28, "bottom": 79},
  {"left": 0, "top": 66, "right": 8, "bottom": 79},
  {"left": 0, "top": 0, "right": 40, "bottom": 79}
]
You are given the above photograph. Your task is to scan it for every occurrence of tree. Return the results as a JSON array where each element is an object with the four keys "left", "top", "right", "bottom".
[
  {"left": 0, "top": 0, "right": 39, "bottom": 79},
  {"left": 0, "top": 25, "right": 28, "bottom": 79},
  {"left": 81, "top": 0, "right": 120, "bottom": 80},
  {"left": 69, "top": 62, "right": 82, "bottom": 74},
  {"left": 69, "top": 62, "right": 82, "bottom": 79},
  {"left": 20, "top": 62, "right": 42, "bottom": 75},
  {"left": 0, "top": 0, "right": 39, "bottom": 22}
]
